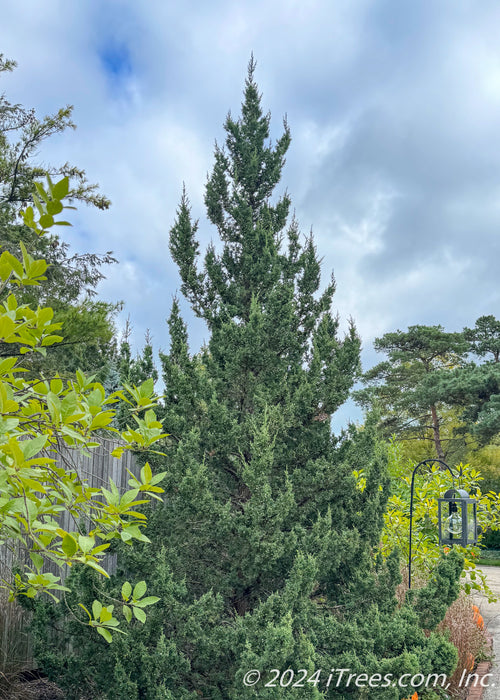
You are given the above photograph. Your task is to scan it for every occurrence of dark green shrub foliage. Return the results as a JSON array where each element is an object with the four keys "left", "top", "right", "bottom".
[{"left": 31, "top": 60, "right": 463, "bottom": 699}]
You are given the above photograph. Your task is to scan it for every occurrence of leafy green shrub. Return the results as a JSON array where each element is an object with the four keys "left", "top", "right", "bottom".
[
  {"left": 482, "top": 528, "right": 500, "bottom": 549},
  {"left": 370, "top": 441, "right": 500, "bottom": 599},
  {"left": 0, "top": 177, "right": 166, "bottom": 639}
]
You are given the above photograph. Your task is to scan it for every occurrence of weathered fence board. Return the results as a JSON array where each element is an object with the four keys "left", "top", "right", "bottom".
[{"left": 0, "top": 438, "right": 139, "bottom": 671}]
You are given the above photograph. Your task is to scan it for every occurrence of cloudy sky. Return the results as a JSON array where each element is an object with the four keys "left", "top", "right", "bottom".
[{"left": 2, "top": 0, "right": 499, "bottom": 425}]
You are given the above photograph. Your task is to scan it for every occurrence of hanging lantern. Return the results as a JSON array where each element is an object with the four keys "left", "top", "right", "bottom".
[{"left": 438, "top": 487, "right": 478, "bottom": 547}]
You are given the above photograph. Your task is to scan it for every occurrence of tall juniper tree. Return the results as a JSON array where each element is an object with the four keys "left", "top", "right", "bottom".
[{"left": 32, "top": 60, "right": 462, "bottom": 700}]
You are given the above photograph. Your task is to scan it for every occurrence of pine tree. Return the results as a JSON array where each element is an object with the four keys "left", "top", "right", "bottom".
[
  {"left": 431, "top": 315, "right": 500, "bottom": 444},
  {"left": 33, "top": 60, "right": 463, "bottom": 699},
  {"left": 356, "top": 317, "right": 500, "bottom": 453},
  {"left": 355, "top": 325, "right": 469, "bottom": 459},
  {"left": 464, "top": 315, "right": 500, "bottom": 363}
]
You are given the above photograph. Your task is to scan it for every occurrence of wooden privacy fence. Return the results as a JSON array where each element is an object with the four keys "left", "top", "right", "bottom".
[{"left": 0, "top": 437, "right": 139, "bottom": 672}]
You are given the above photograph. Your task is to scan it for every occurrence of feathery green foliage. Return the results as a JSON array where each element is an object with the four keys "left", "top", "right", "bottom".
[{"left": 32, "top": 60, "right": 463, "bottom": 699}]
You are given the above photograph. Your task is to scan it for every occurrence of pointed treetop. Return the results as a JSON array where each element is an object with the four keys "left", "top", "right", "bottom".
[{"left": 247, "top": 52, "right": 257, "bottom": 82}]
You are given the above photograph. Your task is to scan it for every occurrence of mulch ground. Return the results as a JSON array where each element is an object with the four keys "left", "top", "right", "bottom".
[{"left": 0, "top": 677, "right": 64, "bottom": 700}]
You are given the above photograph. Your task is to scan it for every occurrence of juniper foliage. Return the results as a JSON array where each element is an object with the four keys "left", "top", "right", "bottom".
[{"left": 31, "top": 60, "right": 462, "bottom": 700}]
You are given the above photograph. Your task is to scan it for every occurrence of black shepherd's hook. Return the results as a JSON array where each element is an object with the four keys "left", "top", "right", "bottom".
[{"left": 408, "top": 459, "right": 462, "bottom": 589}]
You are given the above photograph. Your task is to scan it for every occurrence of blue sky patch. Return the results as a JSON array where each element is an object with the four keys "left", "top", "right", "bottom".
[{"left": 98, "top": 42, "right": 132, "bottom": 82}]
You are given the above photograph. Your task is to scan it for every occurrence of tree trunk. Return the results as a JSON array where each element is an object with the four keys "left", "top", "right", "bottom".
[{"left": 430, "top": 404, "right": 445, "bottom": 460}]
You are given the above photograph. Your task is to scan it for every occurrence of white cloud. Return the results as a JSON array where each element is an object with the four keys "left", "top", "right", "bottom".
[{"left": 2, "top": 0, "right": 500, "bottom": 420}]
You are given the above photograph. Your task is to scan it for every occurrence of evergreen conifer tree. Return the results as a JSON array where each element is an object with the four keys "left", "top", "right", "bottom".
[
  {"left": 355, "top": 325, "right": 469, "bottom": 459},
  {"left": 32, "top": 60, "right": 463, "bottom": 700},
  {"left": 431, "top": 315, "right": 500, "bottom": 444}
]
